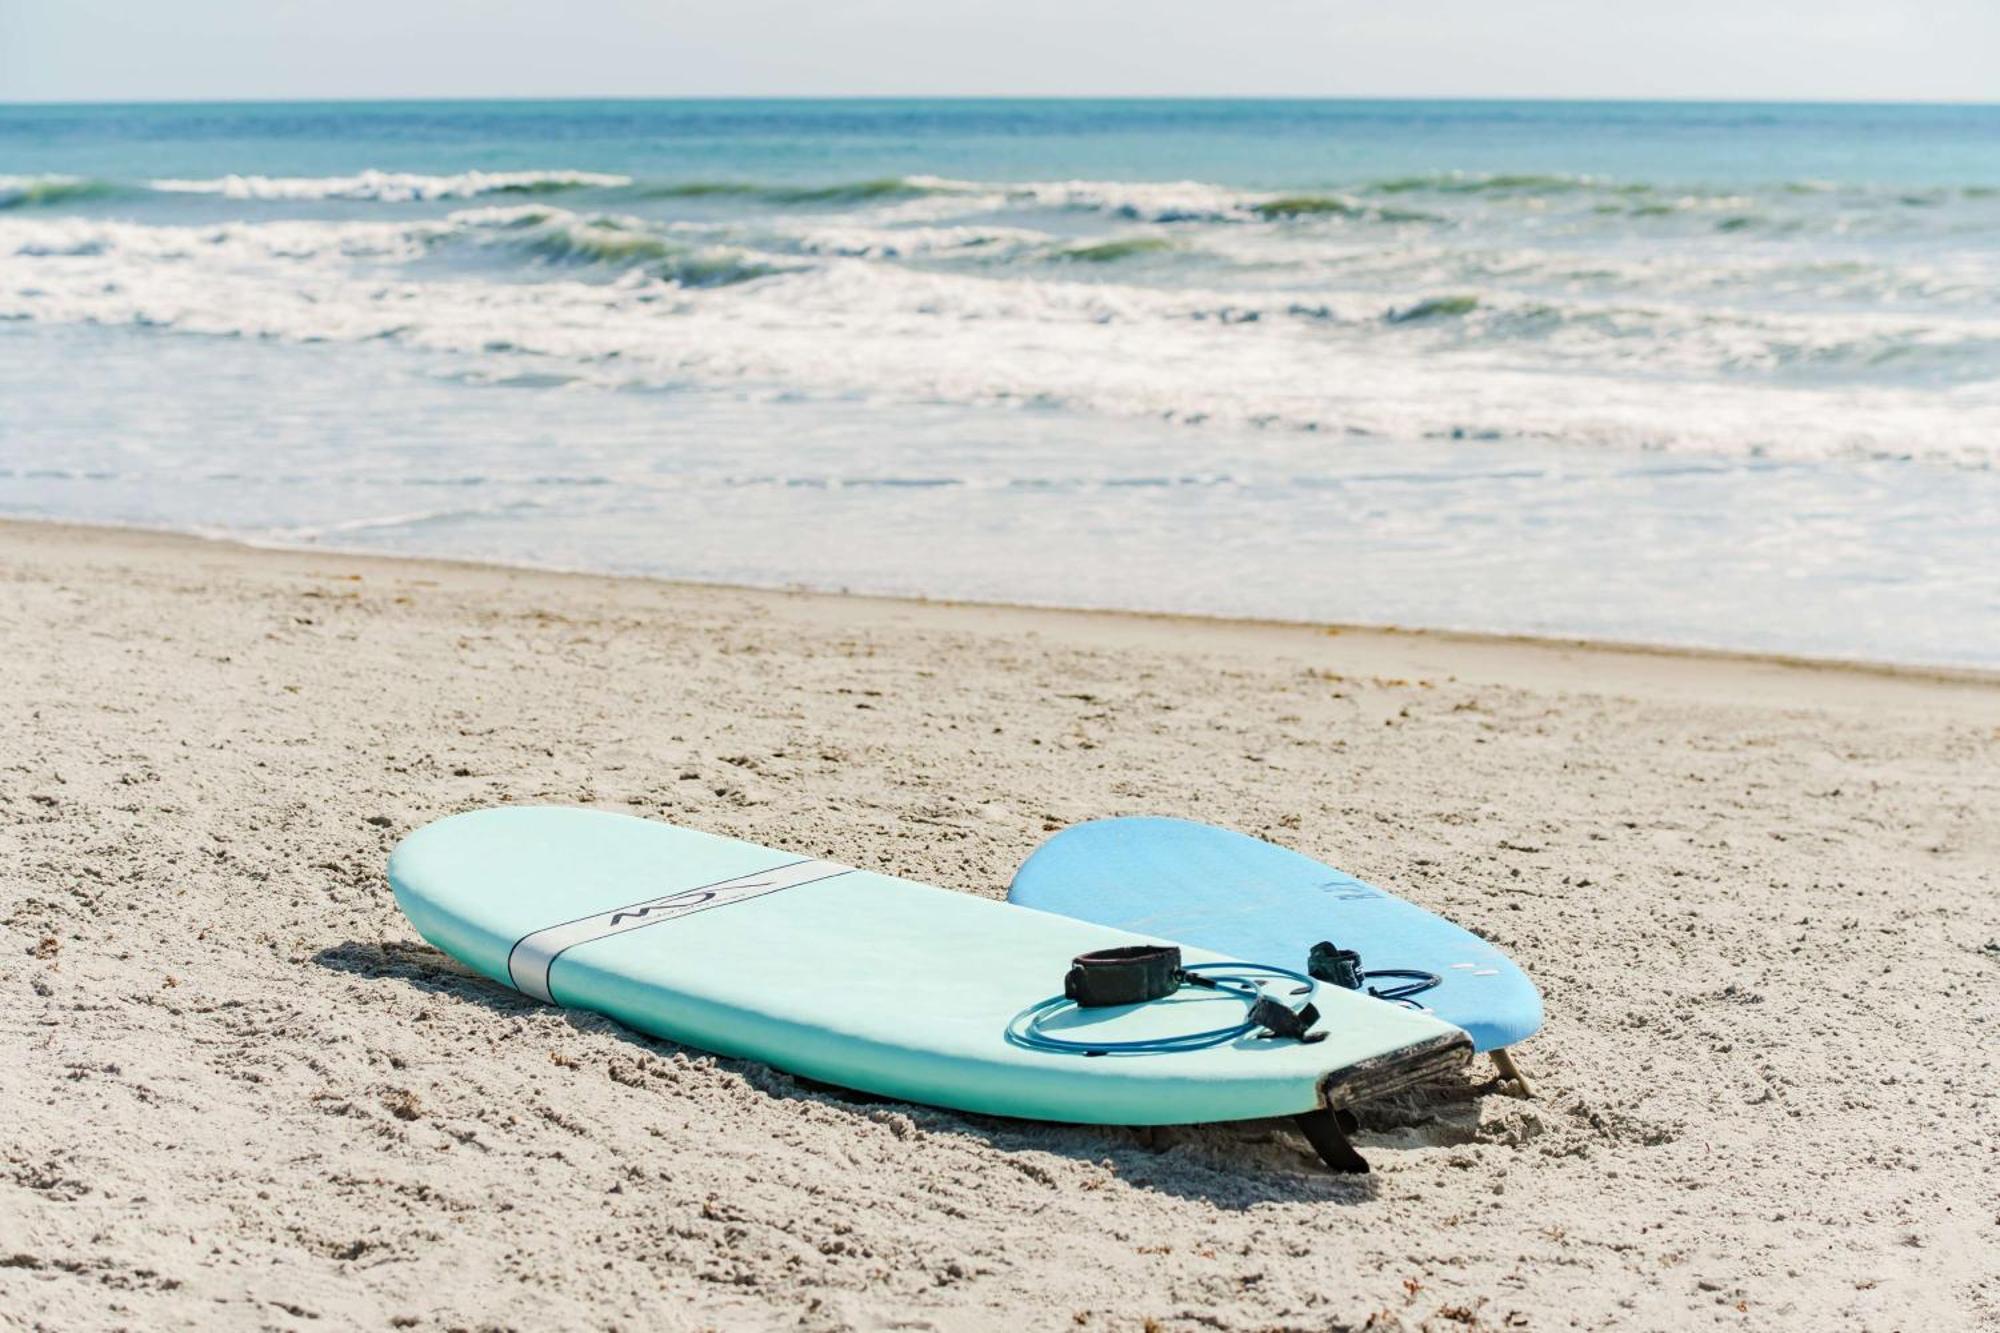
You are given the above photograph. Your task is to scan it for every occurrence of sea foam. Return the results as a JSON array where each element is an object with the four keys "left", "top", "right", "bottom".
[{"left": 7, "top": 209, "right": 1997, "bottom": 467}]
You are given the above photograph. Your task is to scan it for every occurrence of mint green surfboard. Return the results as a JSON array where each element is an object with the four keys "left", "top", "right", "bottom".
[{"left": 389, "top": 808, "right": 1470, "bottom": 1165}]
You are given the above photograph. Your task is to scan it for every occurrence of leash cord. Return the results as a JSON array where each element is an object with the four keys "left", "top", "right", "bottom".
[
  {"left": 1359, "top": 967, "right": 1443, "bottom": 1008},
  {"left": 1008, "top": 962, "right": 1317, "bottom": 1056}
]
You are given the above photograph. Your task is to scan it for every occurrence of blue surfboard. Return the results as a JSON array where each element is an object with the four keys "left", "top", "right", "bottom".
[{"left": 1010, "top": 817, "right": 1542, "bottom": 1086}]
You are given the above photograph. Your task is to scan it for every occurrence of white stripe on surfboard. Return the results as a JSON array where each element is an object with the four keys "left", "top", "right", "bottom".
[{"left": 505, "top": 858, "right": 853, "bottom": 1003}]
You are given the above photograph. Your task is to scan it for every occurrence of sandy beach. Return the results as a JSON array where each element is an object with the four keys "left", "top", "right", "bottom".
[{"left": 2, "top": 518, "right": 1994, "bottom": 1331}]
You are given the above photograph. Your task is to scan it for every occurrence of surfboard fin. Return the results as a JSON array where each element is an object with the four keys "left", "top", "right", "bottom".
[
  {"left": 1491, "top": 1048, "right": 1536, "bottom": 1098},
  {"left": 1293, "top": 1107, "right": 1370, "bottom": 1174}
]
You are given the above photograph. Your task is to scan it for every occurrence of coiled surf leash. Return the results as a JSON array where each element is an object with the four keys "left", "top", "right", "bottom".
[
  {"left": 1306, "top": 941, "right": 1441, "bottom": 1010},
  {"left": 1008, "top": 944, "right": 1326, "bottom": 1057},
  {"left": 1009, "top": 943, "right": 1447, "bottom": 1175}
]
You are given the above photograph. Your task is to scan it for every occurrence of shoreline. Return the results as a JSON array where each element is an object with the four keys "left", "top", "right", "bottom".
[
  {"left": 11, "top": 514, "right": 1996, "bottom": 693},
  {"left": 4, "top": 515, "right": 1994, "bottom": 1328}
]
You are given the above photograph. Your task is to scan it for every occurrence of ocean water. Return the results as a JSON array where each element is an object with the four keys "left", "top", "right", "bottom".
[{"left": 3, "top": 100, "right": 1997, "bottom": 665}]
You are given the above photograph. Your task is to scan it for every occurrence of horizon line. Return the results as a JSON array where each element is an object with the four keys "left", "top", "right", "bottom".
[{"left": 6, "top": 92, "right": 1999, "bottom": 110}]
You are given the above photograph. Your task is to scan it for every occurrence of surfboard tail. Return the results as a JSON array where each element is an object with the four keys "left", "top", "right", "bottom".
[
  {"left": 1295, "top": 1027, "right": 1473, "bottom": 1173},
  {"left": 1317, "top": 1027, "right": 1473, "bottom": 1113}
]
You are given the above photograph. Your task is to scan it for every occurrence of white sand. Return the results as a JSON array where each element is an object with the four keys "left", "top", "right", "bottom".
[{"left": 2, "top": 520, "right": 1995, "bottom": 1330}]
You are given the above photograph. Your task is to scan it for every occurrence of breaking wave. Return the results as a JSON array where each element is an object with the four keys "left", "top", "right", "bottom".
[
  {"left": 0, "top": 175, "right": 125, "bottom": 210},
  {"left": 636, "top": 176, "right": 949, "bottom": 204},
  {"left": 150, "top": 169, "right": 632, "bottom": 202},
  {"left": 6, "top": 206, "right": 1999, "bottom": 466},
  {"left": 448, "top": 206, "right": 791, "bottom": 286},
  {"left": 22, "top": 166, "right": 1987, "bottom": 245},
  {"left": 7, "top": 144, "right": 2000, "bottom": 471},
  {"left": 1370, "top": 172, "right": 1633, "bottom": 196},
  {"left": 1051, "top": 235, "right": 1177, "bottom": 263},
  {"left": 1385, "top": 294, "right": 1481, "bottom": 324}
]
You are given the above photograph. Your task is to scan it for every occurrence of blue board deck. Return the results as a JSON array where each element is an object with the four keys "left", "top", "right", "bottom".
[{"left": 1010, "top": 817, "right": 1542, "bottom": 1056}]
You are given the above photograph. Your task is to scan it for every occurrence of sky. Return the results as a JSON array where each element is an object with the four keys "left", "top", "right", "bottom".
[{"left": 2, "top": 0, "right": 1997, "bottom": 103}]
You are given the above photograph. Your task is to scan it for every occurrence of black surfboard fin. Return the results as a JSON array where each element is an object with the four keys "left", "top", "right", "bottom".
[{"left": 1293, "top": 1107, "right": 1370, "bottom": 1174}]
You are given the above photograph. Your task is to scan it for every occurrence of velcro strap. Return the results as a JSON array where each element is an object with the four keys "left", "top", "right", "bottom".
[
  {"left": 1064, "top": 944, "right": 1183, "bottom": 1008},
  {"left": 1307, "top": 940, "right": 1366, "bottom": 990},
  {"left": 1250, "top": 995, "right": 1326, "bottom": 1043}
]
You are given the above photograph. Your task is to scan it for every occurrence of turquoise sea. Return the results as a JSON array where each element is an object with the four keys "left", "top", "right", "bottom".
[{"left": 3, "top": 100, "right": 1996, "bottom": 664}]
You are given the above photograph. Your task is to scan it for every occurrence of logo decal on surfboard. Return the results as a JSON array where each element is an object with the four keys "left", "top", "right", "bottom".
[
  {"left": 505, "top": 859, "right": 852, "bottom": 1002},
  {"left": 1313, "top": 877, "right": 1383, "bottom": 902}
]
